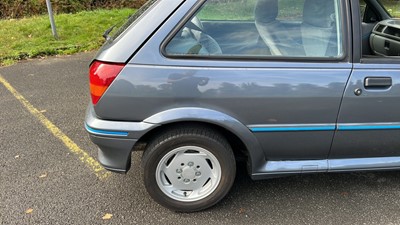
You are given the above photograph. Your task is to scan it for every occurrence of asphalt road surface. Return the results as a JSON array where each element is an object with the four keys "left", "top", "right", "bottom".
[{"left": 1, "top": 53, "right": 400, "bottom": 225}]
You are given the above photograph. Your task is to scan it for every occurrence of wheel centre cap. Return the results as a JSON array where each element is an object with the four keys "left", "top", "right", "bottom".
[{"left": 182, "top": 167, "right": 196, "bottom": 179}]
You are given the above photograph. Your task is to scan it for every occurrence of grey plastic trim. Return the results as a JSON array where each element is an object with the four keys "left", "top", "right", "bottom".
[
  {"left": 251, "top": 156, "right": 400, "bottom": 180},
  {"left": 364, "top": 77, "right": 392, "bottom": 87},
  {"left": 329, "top": 157, "right": 400, "bottom": 171},
  {"left": 254, "top": 160, "right": 328, "bottom": 175},
  {"left": 92, "top": 135, "right": 137, "bottom": 173}
]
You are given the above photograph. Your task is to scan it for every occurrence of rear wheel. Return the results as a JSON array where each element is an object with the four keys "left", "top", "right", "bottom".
[{"left": 142, "top": 126, "right": 236, "bottom": 212}]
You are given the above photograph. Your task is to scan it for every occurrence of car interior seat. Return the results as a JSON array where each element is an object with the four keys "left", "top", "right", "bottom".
[
  {"left": 166, "top": 16, "right": 222, "bottom": 55},
  {"left": 301, "top": 0, "right": 338, "bottom": 57},
  {"left": 182, "top": 16, "right": 222, "bottom": 55},
  {"left": 254, "top": 0, "right": 305, "bottom": 56}
]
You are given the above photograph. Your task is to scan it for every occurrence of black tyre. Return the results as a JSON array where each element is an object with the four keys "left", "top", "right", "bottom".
[{"left": 142, "top": 125, "right": 236, "bottom": 212}]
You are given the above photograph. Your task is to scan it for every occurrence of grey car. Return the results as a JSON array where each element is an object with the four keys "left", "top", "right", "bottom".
[{"left": 85, "top": 0, "right": 400, "bottom": 212}]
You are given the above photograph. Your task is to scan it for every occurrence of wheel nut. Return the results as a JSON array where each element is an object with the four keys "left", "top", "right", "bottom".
[
  {"left": 188, "top": 162, "right": 194, "bottom": 166},
  {"left": 184, "top": 179, "right": 190, "bottom": 183},
  {"left": 176, "top": 169, "right": 182, "bottom": 173},
  {"left": 195, "top": 172, "right": 201, "bottom": 176}
]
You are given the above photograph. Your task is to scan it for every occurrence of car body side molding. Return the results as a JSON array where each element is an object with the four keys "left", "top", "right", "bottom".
[{"left": 248, "top": 122, "right": 400, "bottom": 133}]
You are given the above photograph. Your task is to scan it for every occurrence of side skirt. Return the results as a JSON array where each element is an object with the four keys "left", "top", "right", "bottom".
[{"left": 251, "top": 156, "right": 400, "bottom": 180}]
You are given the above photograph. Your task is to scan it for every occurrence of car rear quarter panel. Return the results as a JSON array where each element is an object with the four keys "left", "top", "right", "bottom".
[
  {"left": 93, "top": 0, "right": 354, "bottom": 173},
  {"left": 93, "top": 0, "right": 184, "bottom": 63},
  {"left": 94, "top": 0, "right": 353, "bottom": 163}
]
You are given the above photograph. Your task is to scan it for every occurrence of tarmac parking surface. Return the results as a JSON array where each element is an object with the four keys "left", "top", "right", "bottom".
[{"left": 1, "top": 53, "right": 400, "bottom": 225}]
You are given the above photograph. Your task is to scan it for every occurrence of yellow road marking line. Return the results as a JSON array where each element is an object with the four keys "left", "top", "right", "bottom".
[{"left": 0, "top": 75, "right": 111, "bottom": 180}]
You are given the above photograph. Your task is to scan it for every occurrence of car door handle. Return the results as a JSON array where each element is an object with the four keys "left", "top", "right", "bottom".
[{"left": 364, "top": 77, "right": 392, "bottom": 88}]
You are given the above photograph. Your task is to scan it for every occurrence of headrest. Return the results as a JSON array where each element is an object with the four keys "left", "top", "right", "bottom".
[
  {"left": 254, "top": 0, "right": 279, "bottom": 23},
  {"left": 303, "top": 0, "right": 335, "bottom": 28},
  {"left": 191, "top": 16, "right": 203, "bottom": 30}
]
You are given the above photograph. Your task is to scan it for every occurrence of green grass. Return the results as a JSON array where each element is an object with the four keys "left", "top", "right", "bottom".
[
  {"left": 1, "top": 1, "right": 399, "bottom": 67},
  {"left": 198, "top": 0, "right": 257, "bottom": 21},
  {"left": 376, "top": 0, "right": 400, "bottom": 18},
  {"left": 0, "top": 8, "right": 135, "bottom": 66},
  {"left": 198, "top": 0, "right": 400, "bottom": 20},
  {"left": 197, "top": 0, "right": 306, "bottom": 21}
]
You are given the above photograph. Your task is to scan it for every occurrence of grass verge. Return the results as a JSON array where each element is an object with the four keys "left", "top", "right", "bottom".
[{"left": 0, "top": 8, "right": 135, "bottom": 67}]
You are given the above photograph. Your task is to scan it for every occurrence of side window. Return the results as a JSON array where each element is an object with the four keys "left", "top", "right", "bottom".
[
  {"left": 164, "top": 0, "right": 343, "bottom": 58},
  {"left": 277, "top": 0, "right": 305, "bottom": 21},
  {"left": 360, "top": 0, "right": 379, "bottom": 23},
  {"left": 362, "top": 0, "right": 400, "bottom": 57},
  {"left": 380, "top": 0, "right": 400, "bottom": 18},
  {"left": 360, "top": 0, "right": 367, "bottom": 20},
  {"left": 196, "top": 0, "right": 254, "bottom": 21}
]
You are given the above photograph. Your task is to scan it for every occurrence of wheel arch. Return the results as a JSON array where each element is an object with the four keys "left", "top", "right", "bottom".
[{"left": 136, "top": 107, "right": 265, "bottom": 174}]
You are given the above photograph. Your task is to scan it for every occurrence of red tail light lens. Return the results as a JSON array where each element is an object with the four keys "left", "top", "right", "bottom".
[{"left": 89, "top": 61, "right": 125, "bottom": 105}]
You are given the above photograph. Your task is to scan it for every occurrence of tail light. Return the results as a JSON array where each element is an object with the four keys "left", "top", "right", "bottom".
[{"left": 89, "top": 60, "right": 125, "bottom": 105}]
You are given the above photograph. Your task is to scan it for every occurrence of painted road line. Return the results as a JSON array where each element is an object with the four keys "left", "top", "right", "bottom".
[{"left": 0, "top": 75, "right": 111, "bottom": 180}]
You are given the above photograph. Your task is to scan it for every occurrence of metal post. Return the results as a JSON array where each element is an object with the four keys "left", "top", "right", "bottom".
[{"left": 46, "top": 0, "right": 59, "bottom": 40}]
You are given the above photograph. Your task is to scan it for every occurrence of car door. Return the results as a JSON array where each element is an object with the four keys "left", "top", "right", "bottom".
[{"left": 330, "top": 0, "right": 400, "bottom": 160}]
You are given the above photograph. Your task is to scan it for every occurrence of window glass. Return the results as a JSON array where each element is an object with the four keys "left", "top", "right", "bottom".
[
  {"left": 197, "top": 0, "right": 256, "bottom": 21},
  {"left": 277, "top": 0, "right": 305, "bottom": 21},
  {"left": 362, "top": 0, "right": 400, "bottom": 57},
  {"left": 379, "top": 0, "right": 400, "bottom": 18},
  {"left": 165, "top": 0, "right": 343, "bottom": 58},
  {"left": 360, "top": 0, "right": 367, "bottom": 19}
]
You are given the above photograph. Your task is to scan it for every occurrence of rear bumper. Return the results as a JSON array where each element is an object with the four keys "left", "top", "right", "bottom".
[
  {"left": 89, "top": 134, "right": 137, "bottom": 173},
  {"left": 85, "top": 105, "right": 157, "bottom": 173}
]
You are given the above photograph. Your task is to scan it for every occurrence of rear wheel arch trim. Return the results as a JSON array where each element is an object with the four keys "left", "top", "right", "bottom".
[{"left": 142, "top": 107, "right": 265, "bottom": 173}]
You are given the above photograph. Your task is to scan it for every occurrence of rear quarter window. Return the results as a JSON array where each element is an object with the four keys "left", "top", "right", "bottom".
[
  {"left": 277, "top": 0, "right": 305, "bottom": 21},
  {"left": 164, "top": 0, "right": 344, "bottom": 59},
  {"left": 196, "top": 0, "right": 305, "bottom": 21}
]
